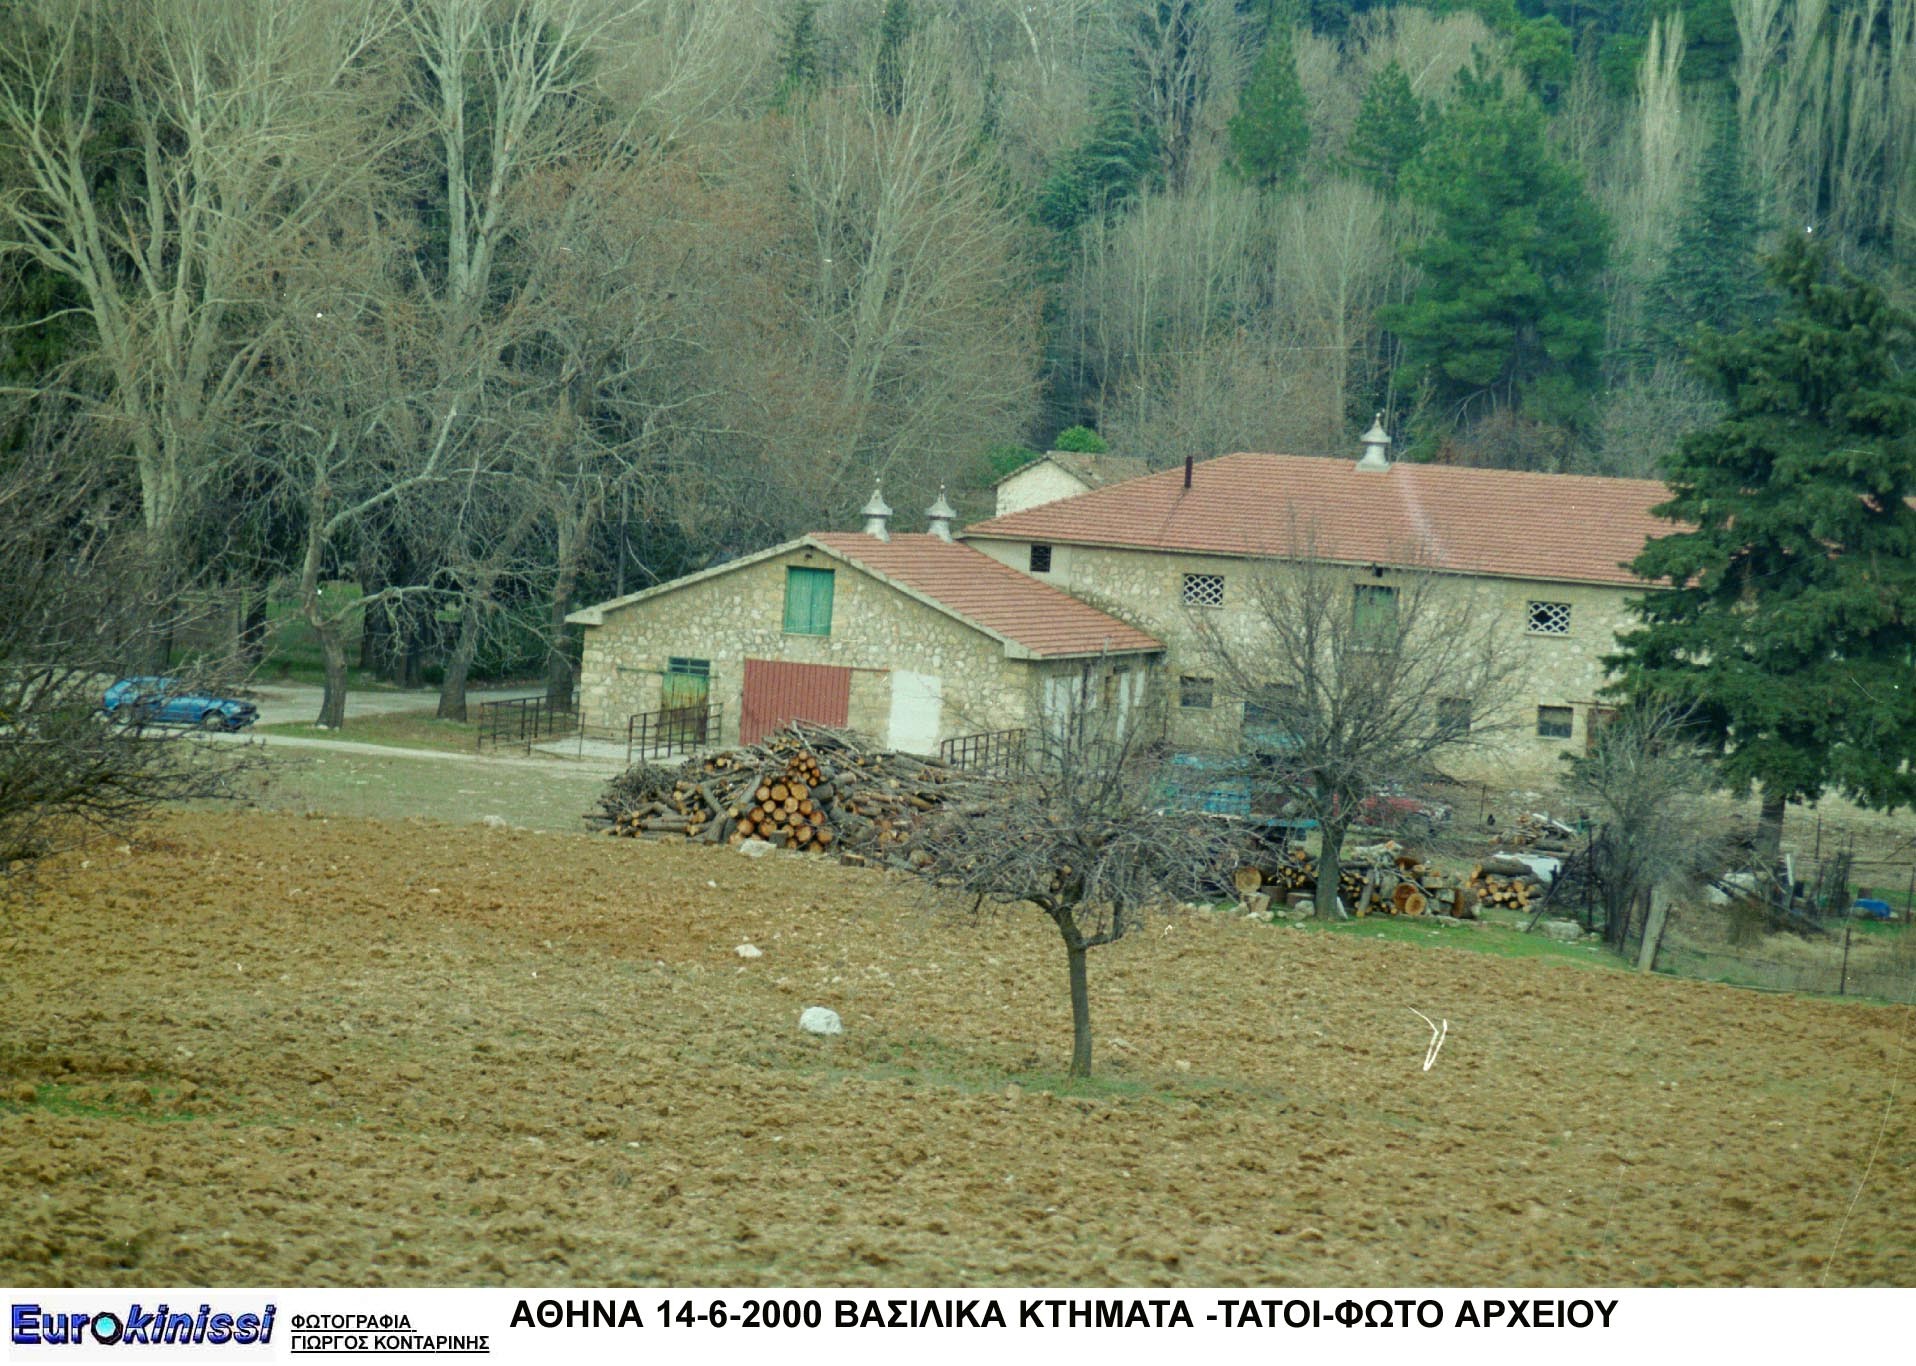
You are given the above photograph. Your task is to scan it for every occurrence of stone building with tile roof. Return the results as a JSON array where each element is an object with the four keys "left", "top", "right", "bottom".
[
  {"left": 566, "top": 495, "right": 1162, "bottom": 757},
  {"left": 992, "top": 451, "right": 1152, "bottom": 517},
  {"left": 960, "top": 431, "right": 1676, "bottom": 775},
  {"left": 569, "top": 427, "right": 1677, "bottom": 778}
]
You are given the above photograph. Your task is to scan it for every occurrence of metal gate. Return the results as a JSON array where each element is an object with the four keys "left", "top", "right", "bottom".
[{"left": 739, "top": 658, "right": 851, "bottom": 744}]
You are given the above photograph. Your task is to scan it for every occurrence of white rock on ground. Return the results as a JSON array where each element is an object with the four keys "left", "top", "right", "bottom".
[
  {"left": 736, "top": 943, "right": 763, "bottom": 959},
  {"left": 1541, "top": 920, "right": 1583, "bottom": 943},
  {"left": 737, "top": 838, "right": 775, "bottom": 858},
  {"left": 799, "top": 1006, "right": 842, "bottom": 1036}
]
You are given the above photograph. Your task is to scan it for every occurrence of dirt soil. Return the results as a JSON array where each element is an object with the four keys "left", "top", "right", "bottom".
[{"left": 2, "top": 813, "right": 1911, "bottom": 1287}]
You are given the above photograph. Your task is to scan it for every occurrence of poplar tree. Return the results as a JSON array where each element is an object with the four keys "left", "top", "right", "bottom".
[{"left": 1612, "top": 236, "right": 1916, "bottom": 856}]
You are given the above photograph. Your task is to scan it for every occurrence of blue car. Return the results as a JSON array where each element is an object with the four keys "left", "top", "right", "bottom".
[{"left": 103, "top": 677, "right": 258, "bottom": 732}]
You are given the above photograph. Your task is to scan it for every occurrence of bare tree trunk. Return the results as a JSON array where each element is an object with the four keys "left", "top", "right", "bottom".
[
  {"left": 1756, "top": 788, "right": 1787, "bottom": 863},
  {"left": 437, "top": 609, "right": 480, "bottom": 721},
  {"left": 545, "top": 558, "right": 579, "bottom": 712},
  {"left": 1636, "top": 888, "right": 1670, "bottom": 972},
  {"left": 1063, "top": 935, "right": 1093, "bottom": 1079},
  {"left": 1317, "top": 816, "right": 1351, "bottom": 919},
  {"left": 316, "top": 623, "right": 349, "bottom": 729},
  {"left": 238, "top": 584, "right": 271, "bottom": 671},
  {"left": 545, "top": 597, "right": 576, "bottom": 713}
]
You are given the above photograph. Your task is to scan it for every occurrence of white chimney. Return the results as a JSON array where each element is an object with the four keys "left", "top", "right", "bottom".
[
  {"left": 926, "top": 486, "right": 956, "bottom": 541},
  {"left": 1357, "top": 414, "right": 1391, "bottom": 471},
  {"left": 861, "top": 484, "right": 893, "bottom": 541}
]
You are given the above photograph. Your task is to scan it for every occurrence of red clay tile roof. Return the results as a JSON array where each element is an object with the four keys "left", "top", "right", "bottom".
[
  {"left": 961, "top": 453, "right": 1675, "bottom": 588},
  {"left": 812, "top": 533, "right": 1161, "bottom": 659}
]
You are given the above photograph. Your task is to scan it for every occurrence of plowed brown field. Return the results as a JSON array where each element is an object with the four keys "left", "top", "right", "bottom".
[{"left": 2, "top": 813, "right": 1911, "bottom": 1287}]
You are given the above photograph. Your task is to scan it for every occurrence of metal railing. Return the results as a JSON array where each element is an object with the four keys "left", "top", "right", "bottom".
[
  {"left": 626, "top": 701, "right": 721, "bottom": 763},
  {"left": 939, "top": 726, "right": 1027, "bottom": 777},
  {"left": 475, "top": 693, "right": 581, "bottom": 753}
]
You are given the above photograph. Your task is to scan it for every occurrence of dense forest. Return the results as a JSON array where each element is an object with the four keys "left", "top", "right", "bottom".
[{"left": 2, "top": 0, "right": 1911, "bottom": 710}]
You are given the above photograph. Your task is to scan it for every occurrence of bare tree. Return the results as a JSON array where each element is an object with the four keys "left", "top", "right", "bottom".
[
  {"left": 246, "top": 229, "right": 464, "bottom": 730},
  {"left": 1563, "top": 703, "right": 1726, "bottom": 957},
  {"left": 782, "top": 25, "right": 1041, "bottom": 520},
  {"left": 1120, "top": 0, "right": 1249, "bottom": 192},
  {"left": 0, "top": 0, "right": 400, "bottom": 583},
  {"left": 914, "top": 695, "right": 1243, "bottom": 1078},
  {"left": 0, "top": 425, "right": 262, "bottom": 895},
  {"left": 1192, "top": 546, "right": 1523, "bottom": 918}
]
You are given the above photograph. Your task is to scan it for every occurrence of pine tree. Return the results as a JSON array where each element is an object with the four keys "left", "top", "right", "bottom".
[
  {"left": 1611, "top": 235, "right": 1916, "bottom": 855},
  {"left": 1345, "top": 60, "right": 1425, "bottom": 195},
  {"left": 1387, "top": 60, "right": 1607, "bottom": 427},
  {"left": 1037, "top": 96, "right": 1158, "bottom": 237},
  {"left": 1227, "top": 26, "right": 1310, "bottom": 188},
  {"left": 773, "top": 0, "right": 823, "bottom": 111},
  {"left": 1646, "top": 112, "right": 1771, "bottom": 360},
  {"left": 873, "top": 0, "right": 912, "bottom": 118}
]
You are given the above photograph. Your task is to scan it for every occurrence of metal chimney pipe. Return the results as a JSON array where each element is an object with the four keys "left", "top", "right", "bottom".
[{"left": 1183, "top": 455, "right": 1193, "bottom": 489}]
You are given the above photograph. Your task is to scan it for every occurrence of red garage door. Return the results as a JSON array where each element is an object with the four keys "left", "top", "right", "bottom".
[{"left": 739, "top": 659, "right": 851, "bottom": 744}]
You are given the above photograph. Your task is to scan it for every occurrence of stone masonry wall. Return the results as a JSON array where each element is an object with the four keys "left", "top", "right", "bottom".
[
  {"left": 578, "top": 542, "right": 1049, "bottom": 751},
  {"left": 965, "top": 536, "right": 1638, "bottom": 785}
]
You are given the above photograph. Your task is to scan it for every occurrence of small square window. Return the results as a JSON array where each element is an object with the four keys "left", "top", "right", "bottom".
[
  {"left": 1029, "top": 543, "right": 1052, "bottom": 573},
  {"left": 1179, "top": 676, "right": 1214, "bottom": 710},
  {"left": 1182, "top": 572, "right": 1224, "bottom": 608},
  {"left": 1528, "top": 601, "right": 1572, "bottom": 635},
  {"left": 1537, "top": 705, "right": 1574, "bottom": 739}
]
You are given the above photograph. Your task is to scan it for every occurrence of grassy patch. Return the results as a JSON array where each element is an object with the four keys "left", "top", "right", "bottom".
[
  {"left": 1297, "top": 911, "right": 1623, "bottom": 968},
  {"left": 229, "top": 747, "right": 610, "bottom": 831},
  {"left": 258, "top": 707, "right": 479, "bottom": 754},
  {"left": 2, "top": 1082, "right": 203, "bottom": 1124}
]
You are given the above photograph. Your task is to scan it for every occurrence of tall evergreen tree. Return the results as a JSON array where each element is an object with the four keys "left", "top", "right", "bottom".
[
  {"left": 873, "top": 0, "right": 912, "bottom": 118},
  {"left": 1646, "top": 112, "right": 1771, "bottom": 359},
  {"left": 1387, "top": 60, "right": 1607, "bottom": 428},
  {"left": 1227, "top": 25, "right": 1310, "bottom": 188},
  {"left": 1037, "top": 95, "right": 1159, "bottom": 238},
  {"left": 1345, "top": 60, "right": 1425, "bottom": 195},
  {"left": 774, "top": 0, "right": 823, "bottom": 110},
  {"left": 1611, "top": 236, "right": 1916, "bottom": 855}
]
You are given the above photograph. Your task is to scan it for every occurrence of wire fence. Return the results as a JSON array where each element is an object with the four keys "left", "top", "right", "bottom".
[{"left": 1612, "top": 846, "right": 1916, "bottom": 1004}]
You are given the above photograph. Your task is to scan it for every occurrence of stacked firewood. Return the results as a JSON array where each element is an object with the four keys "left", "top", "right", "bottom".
[
  {"left": 1468, "top": 856, "right": 1546, "bottom": 911},
  {"left": 1266, "top": 846, "right": 1319, "bottom": 894},
  {"left": 1496, "top": 812, "right": 1578, "bottom": 850},
  {"left": 591, "top": 725, "right": 989, "bottom": 865},
  {"left": 1248, "top": 843, "right": 1477, "bottom": 918}
]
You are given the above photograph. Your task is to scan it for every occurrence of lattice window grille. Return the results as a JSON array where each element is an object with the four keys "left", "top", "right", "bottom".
[
  {"left": 1183, "top": 573, "right": 1225, "bottom": 608},
  {"left": 1528, "top": 601, "right": 1572, "bottom": 635}
]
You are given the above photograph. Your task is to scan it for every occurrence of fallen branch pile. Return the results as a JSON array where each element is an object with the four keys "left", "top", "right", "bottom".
[{"left": 590, "top": 725, "right": 993, "bottom": 867}]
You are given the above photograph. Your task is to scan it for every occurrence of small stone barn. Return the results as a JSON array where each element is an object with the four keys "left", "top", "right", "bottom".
[
  {"left": 992, "top": 450, "right": 1149, "bottom": 517},
  {"left": 566, "top": 498, "right": 1163, "bottom": 757}
]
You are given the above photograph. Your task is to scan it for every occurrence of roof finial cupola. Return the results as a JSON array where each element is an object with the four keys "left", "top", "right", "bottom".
[
  {"left": 1357, "top": 414, "right": 1392, "bottom": 471},
  {"left": 861, "top": 484, "right": 893, "bottom": 541},
  {"left": 926, "top": 486, "right": 957, "bottom": 542}
]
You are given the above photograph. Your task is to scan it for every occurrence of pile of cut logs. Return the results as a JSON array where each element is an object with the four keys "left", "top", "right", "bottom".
[
  {"left": 1496, "top": 812, "right": 1578, "bottom": 851},
  {"left": 1244, "top": 843, "right": 1478, "bottom": 918},
  {"left": 591, "top": 725, "right": 989, "bottom": 867},
  {"left": 1468, "top": 856, "right": 1547, "bottom": 911}
]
